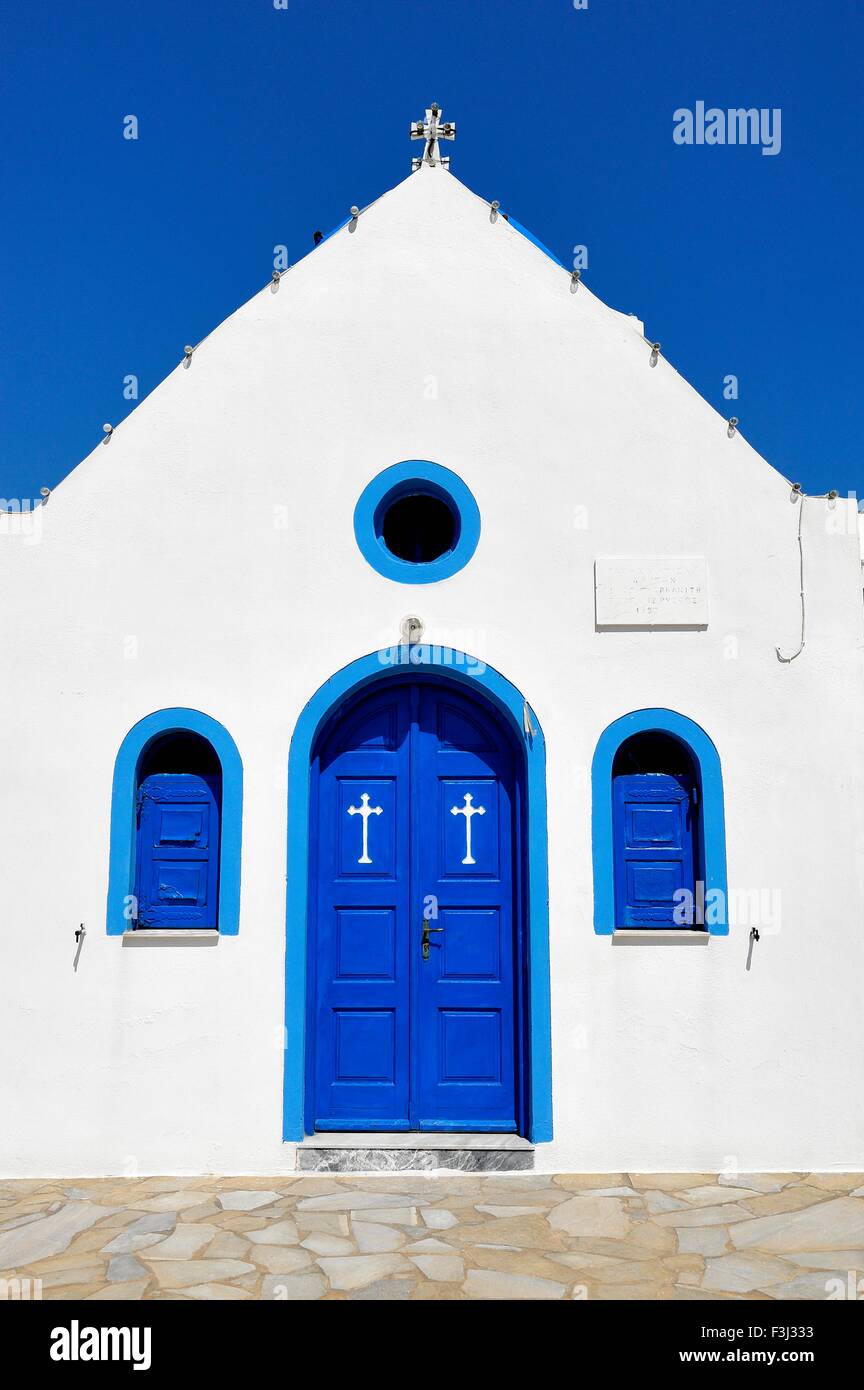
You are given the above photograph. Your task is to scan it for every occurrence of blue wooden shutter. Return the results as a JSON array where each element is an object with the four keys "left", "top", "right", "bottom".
[
  {"left": 135, "top": 773, "right": 220, "bottom": 928},
  {"left": 613, "top": 772, "right": 695, "bottom": 927}
]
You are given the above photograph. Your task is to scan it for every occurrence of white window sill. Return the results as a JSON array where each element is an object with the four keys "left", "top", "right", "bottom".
[
  {"left": 122, "top": 930, "right": 219, "bottom": 948},
  {"left": 612, "top": 929, "right": 710, "bottom": 946}
]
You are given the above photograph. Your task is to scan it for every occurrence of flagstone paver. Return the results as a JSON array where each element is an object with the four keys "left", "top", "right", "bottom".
[
  {"left": 0, "top": 1201, "right": 114, "bottom": 1268},
  {"left": 145, "top": 1257, "right": 257, "bottom": 1289},
  {"left": 300, "top": 1233, "right": 355, "bottom": 1256},
  {"left": 249, "top": 1247, "right": 313, "bottom": 1274},
  {"left": 106, "top": 1254, "right": 150, "bottom": 1282},
  {"left": 421, "top": 1208, "right": 459, "bottom": 1229},
  {"left": 0, "top": 1173, "right": 860, "bottom": 1300},
  {"left": 464, "top": 1268, "right": 567, "bottom": 1299},
  {"left": 783, "top": 1247, "right": 864, "bottom": 1267},
  {"left": 317, "top": 1253, "right": 411, "bottom": 1290},
  {"left": 676, "top": 1226, "right": 729, "bottom": 1256},
  {"left": 205, "top": 1231, "right": 253, "bottom": 1258},
  {"left": 701, "top": 1253, "right": 797, "bottom": 1293},
  {"left": 353, "top": 1221, "right": 405, "bottom": 1252},
  {"left": 729, "top": 1196, "right": 864, "bottom": 1252},
  {"left": 145, "top": 1223, "right": 220, "bottom": 1260},
  {"left": 86, "top": 1278, "right": 150, "bottom": 1300},
  {"left": 548, "top": 1195, "right": 633, "bottom": 1238},
  {"left": 217, "top": 1190, "right": 283, "bottom": 1212},
  {"left": 410, "top": 1253, "right": 465, "bottom": 1281},
  {"left": 246, "top": 1220, "right": 299, "bottom": 1246},
  {"left": 351, "top": 1206, "right": 418, "bottom": 1225},
  {"left": 766, "top": 1270, "right": 853, "bottom": 1299}
]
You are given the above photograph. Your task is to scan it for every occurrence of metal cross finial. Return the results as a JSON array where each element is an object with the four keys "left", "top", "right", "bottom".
[{"left": 410, "top": 102, "right": 456, "bottom": 170}]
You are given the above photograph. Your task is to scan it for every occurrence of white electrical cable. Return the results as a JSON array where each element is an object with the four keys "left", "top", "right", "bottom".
[
  {"left": 776, "top": 489, "right": 806, "bottom": 662},
  {"left": 775, "top": 487, "right": 837, "bottom": 663}
]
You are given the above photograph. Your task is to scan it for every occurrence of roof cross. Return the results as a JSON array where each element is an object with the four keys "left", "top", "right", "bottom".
[{"left": 410, "top": 102, "right": 456, "bottom": 170}]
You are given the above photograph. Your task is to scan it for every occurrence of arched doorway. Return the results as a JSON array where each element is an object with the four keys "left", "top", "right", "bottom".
[
  {"left": 284, "top": 644, "right": 555, "bottom": 1145},
  {"left": 307, "top": 677, "right": 524, "bottom": 1133}
]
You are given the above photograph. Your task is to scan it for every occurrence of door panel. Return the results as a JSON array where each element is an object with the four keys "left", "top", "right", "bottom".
[
  {"left": 313, "top": 689, "right": 412, "bottom": 1129},
  {"left": 310, "top": 681, "right": 520, "bottom": 1132},
  {"left": 414, "top": 686, "right": 517, "bottom": 1130},
  {"left": 438, "top": 908, "right": 501, "bottom": 980},
  {"left": 335, "top": 908, "right": 396, "bottom": 979},
  {"left": 613, "top": 772, "right": 695, "bottom": 927},
  {"left": 440, "top": 780, "right": 500, "bottom": 877},
  {"left": 337, "top": 778, "right": 397, "bottom": 876}
]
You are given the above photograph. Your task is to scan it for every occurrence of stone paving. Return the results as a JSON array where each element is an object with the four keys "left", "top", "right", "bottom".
[{"left": 1, "top": 1172, "right": 863, "bottom": 1300}]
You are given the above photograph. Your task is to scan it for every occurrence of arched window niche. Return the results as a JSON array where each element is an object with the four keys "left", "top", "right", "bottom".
[
  {"left": 106, "top": 709, "right": 243, "bottom": 935},
  {"left": 591, "top": 709, "right": 728, "bottom": 935}
]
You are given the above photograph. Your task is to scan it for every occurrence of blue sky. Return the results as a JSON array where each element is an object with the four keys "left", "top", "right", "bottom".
[{"left": 1, "top": 0, "right": 861, "bottom": 502}]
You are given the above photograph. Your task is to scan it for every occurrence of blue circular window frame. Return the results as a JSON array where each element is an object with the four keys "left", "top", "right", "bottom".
[{"left": 353, "top": 460, "right": 481, "bottom": 584}]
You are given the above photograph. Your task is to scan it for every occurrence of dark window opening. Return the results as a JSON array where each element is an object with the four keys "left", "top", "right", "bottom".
[
  {"left": 139, "top": 731, "right": 221, "bottom": 782},
  {"left": 612, "top": 731, "right": 694, "bottom": 779},
  {"left": 380, "top": 492, "right": 456, "bottom": 564}
]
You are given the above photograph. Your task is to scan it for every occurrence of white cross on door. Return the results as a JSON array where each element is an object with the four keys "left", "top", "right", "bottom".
[
  {"left": 347, "top": 792, "right": 383, "bottom": 865},
  {"left": 450, "top": 791, "right": 486, "bottom": 865}
]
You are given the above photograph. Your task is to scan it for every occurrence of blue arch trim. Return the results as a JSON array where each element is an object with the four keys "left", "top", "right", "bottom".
[
  {"left": 353, "top": 460, "right": 481, "bottom": 585},
  {"left": 283, "top": 647, "right": 552, "bottom": 1142},
  {"left": 106, "top": 708, "right": 243, "bottom": 936},
  {"left": 591, "top": 708, "right": 728, "bottom": 935}
]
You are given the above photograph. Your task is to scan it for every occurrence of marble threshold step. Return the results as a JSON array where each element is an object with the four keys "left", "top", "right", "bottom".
[{"left": 295, "top": 1132, "right": 534, "bottom": 1173}]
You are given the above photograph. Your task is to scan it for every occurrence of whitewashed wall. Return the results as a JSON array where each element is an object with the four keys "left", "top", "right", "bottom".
[{"left": 2, "top": 167, "right": 862, "bottom": 1176}]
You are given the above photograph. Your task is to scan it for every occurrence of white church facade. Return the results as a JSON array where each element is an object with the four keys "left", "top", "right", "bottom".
[{"left": 3, "top": 109, "right": 863, "bottom": 1178}]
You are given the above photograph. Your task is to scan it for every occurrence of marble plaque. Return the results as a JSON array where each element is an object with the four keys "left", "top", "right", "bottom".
[{"left": 595, "top": 557, "right": 709, "bottom": 628}]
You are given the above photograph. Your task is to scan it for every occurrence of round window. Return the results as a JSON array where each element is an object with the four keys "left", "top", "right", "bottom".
[
  {"left": 379, "top": 491, "right": 457, "bottom": 563},
  {"left": 354, "top": 461, "right": 480, "bottom": 584}
]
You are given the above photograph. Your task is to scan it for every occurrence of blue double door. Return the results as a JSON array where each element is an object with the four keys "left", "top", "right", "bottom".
[{"left": 310, "top": 680, "right": 521, "bottom": 1132}]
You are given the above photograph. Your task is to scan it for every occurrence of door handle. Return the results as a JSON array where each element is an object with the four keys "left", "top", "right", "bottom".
[{"left": 421, "top": 920, "right": 443, "bottom": 960}]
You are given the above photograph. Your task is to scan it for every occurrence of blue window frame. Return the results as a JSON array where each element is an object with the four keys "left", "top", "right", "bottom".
[
  {"left": 134, "top": 734, "right": 221, "bottom": 929},
  {"left": 592, "top": 709, "right": 728, "bottom": 935},
  {"left": 353, "top": 460, "right": 481, "bottom": 584},
  {"left": 106, "top": 709, "right": 243, "bottom": 935}
]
